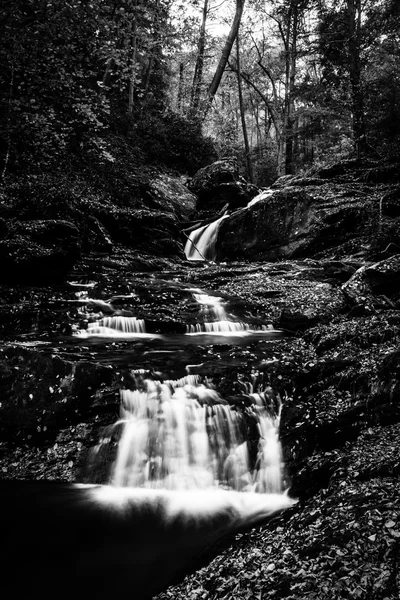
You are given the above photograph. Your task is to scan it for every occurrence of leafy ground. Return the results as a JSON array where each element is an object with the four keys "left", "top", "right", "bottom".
[{"left": 156, "top": 425, "right": 400, "bottom": 600}]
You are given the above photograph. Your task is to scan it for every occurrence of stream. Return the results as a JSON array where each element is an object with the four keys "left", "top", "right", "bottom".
[{"left": 1, "top": 254, "right": 301, "bottom": 599}]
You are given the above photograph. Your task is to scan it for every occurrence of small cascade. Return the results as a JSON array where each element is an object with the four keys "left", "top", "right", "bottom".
[
  {"left": 184, "top": 215, "right": 227, "bottom": 261},
  {"left": 75, "top": 316, "right": 152, "bottom": 338},
  {"left": 186, "top": 321, "right": 250, "bottom": 334},
  {"left": 186, "top": 291, "right": 267, "bottom": 336},
  {"left": 92, "top": 373, "right": 284, "bottom": 493}
]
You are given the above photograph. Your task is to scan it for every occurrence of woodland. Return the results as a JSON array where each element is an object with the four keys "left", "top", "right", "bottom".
[{"left": 1, "top": 1, "right": 400, "bottom": 599}]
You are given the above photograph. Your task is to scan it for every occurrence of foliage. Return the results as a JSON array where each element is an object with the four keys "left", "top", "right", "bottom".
[
  {"left": 132, "top": 109, "right": 217, "bottom": 173},
  {"left": 0, "top": 0, "right": 215, "bottom": 180}
]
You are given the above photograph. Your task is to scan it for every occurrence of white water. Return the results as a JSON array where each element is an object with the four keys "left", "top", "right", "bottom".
[
  {"left": 74, "top": 316, "right": 159, "bottom": 339},
  {"left": 186, "top": 291, "right": 275, "bottom": 337},
  {"left": 184, "top": 215, "right": 228, "bottom": 261},
  {"left": 184, "top": 190, "right": 274, "bottom": 262},
  {"left": 246, "top": 188, "right": 274, "bottom": 208},
  {"left": 95, "top": 374, "right": 283, "bottom": 493}
]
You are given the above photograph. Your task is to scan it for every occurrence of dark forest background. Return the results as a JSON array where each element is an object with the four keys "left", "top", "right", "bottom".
[{"left": 0, "top": 0, "right": 399, "bottom": 198}]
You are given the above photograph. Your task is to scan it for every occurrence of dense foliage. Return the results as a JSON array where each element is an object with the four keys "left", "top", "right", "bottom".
[
  {"left": 0, "top": 0, "right": 399, "bottom": 185},
  {"left": 0, "top": 0, "right": 215, "bottom": 179}
]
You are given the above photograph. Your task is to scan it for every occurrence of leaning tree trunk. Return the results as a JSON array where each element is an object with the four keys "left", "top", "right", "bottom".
[{"left": 202, "top": 0, "right": 245, "bottom": 119}]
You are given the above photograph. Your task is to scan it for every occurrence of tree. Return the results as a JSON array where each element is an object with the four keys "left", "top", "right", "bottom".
[
  {"left": 190, "top": 0, "right": 210, "bottom": 117},
  {"left": 204, "top": 0, "right": 246, "bottom": 118},
  {"left": 346, "top": 0, "right": 366, "bottom": 156},
  {"left": 235, "top": 31, "right": 254, "bottom": 182}
]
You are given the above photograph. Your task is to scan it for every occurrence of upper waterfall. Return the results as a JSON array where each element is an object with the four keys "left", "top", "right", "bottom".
[{"left": 184, "top": 215, "right": 228, "bottom": 261}]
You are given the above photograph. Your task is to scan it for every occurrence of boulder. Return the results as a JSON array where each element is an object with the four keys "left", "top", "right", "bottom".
[
  {"left": 148, "top": 174, "right": 197, "bottom": 221},
  {"left": 0, "top": 348, "right": 116, "bottom": 443},
  {"left": 342, "top": 254, "right": 400, "bottom": 308},
  {"left": 94, "top": 207, "right": 184, "bottom": 257},
  {"left": 0, "top": 219, "right": 80, "bottom": 283},
  {"left": 188, "top": 159, "right": 259, "bottom": 217},
  {"left": 381, "top": 186, "right": 400, "bottom": 218},
  {"left": 216, "top": 185, "right": 371, "bottom": 261}
]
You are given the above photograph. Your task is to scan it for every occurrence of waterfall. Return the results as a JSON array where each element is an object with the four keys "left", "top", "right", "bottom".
[
  {"left": 184, "top": 190, "right": 274, "bottom": 261},
  {"left": 74, "top": 316, "right": 156, "bottom": 338},
  {"left": 186, "top": 291, "right": 272, "bottom": 335},
  {"left": 92, "top": 373, "right": 284, "bottom": 494},
  {"left": 184, "top": 215, "right": 227, "bottom": 261},
  {"left": 246, "top": 188, "right": 274, "bottom": 208}
]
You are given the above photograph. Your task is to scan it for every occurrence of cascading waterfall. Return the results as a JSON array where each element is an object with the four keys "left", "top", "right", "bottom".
[
  {"left": 73, "top": 290, "right": 279, "bottom": 340},
  {"left": 74, "top": 316, "right": 158, "bottom": 339},
  {"left": 91, "top": 373, "right": 284, "bottom": 494},
  {"left": 186, "top": 291, "right": 271, "bottom": 335},
  {"left": 184, "top": 215, "right": 228, "bottom": 261},
  {"left": 184, "top": 189, "right": 274, "bottom": 262},
  {"left": 246, "top": 188, "right": 274, "bottom": 208}
]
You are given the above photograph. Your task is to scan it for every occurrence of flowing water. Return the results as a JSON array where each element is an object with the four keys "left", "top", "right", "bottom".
[
  {"left": 184, "top": 215, "right": 228, "bottom": 260},
  {"left": 184, "top": 188, "right": 274, "bottom": 261},
  {"left": 76, "top": 287, "right": 286, "bottom": 493},
  {"left": 2, "top": 236, "right": 296, "bottom": 597}
]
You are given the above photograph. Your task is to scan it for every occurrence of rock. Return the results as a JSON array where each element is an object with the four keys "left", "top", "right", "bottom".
[
  {"left": 0, "top": 348, "right": 116, "bottom": 442},
  {"left": 149, "top": 174, "right": 197, "bottom": 221},
  {"left": 318, "top": 158, "right": 400, "bottom": 183},
  {"left": 216, "top": 184, "right": 372, "bottom": 261},
  {"left": 0, "top": 220, "right": 81, "bottom": 283},
  {"left": 85, "top": 216, "right": 113, "bottom": 252},
  {"left": 342, "top": 255, "right": 400, "bottom": 308},
  {"left": 271, "top": 174, "right": 296, "bottom": 188},
  {"left": 278, "top": 309, "right": 314, "bottom": 331},
  {"left": 381, "top": 186, "right": 400, "bottom": 218},
  {"left": 94, "top": 207, "right": 184, "bottom": 257},
  {"left": 188, "top": 159, "right": 259, "bottom": 217}
]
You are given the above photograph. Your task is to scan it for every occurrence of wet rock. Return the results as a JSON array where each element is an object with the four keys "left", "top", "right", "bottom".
[
  {"left": 84, "top": 216, "right": 113, "bottom": 252},
  {"left": 342, "top": 255, "right": 400, "bottom": 308},
  {"left": 0, "top": 348, "right": 117, "bottom": 442},
  {"left": 217, "top": 184, "right": 373, "bottom": 261},
  {"left": 272, "top": 175, "right": 325, "bottom": 188},
  {"left": 0, "top": 220, "right": 80, "bottom": 283},
  {"left": 149, "top": 173, "right": 197, "bottom": 221},
  {"left": 188, "top": 159, "right": 259, "bottom": 217},
  {"left": 320, "top": 260, "right": 359, "bottom": 282},
  {"left": 278, "top": 309, "right": 314, "bottom": 331},
  {"left": 381, "top": 186, "right": 400, "bottom": 218},
  {"left": 94, "top": 207, "right": 184, "bottom": 257},
  {"left": 217, "top": 188, "right": 314, "bottom": 261},
  {"left": 318, "top": 158, "right": 400, "bottom": 183}
]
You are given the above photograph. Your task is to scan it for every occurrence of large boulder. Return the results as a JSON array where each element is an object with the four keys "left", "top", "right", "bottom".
[
  {"left": 342, "top": 254, "right": 400, "bottom": 308},
  {"left": 188, "top": 159, "right": 259, "bottom": 218},
  {"left": 94, "top": 207, "right": 184, "bottom": 257},
  {"left": 216, "top": 184, "right": 372, "bottom": 261},
  {"left": 148, "top": 173, "right": 197, "bottom": 221}
]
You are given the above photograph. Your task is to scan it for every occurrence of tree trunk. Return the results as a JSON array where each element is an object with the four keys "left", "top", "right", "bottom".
[
  {"left": 177, "top": 61, "right": 185, "bottom": 112},
  {"left": 190, "top": 0, "right": 209, "bottom": 117},
  {"left": 203, "top": 0, "right": 245, "bottom": 119},
  {"left": 128, "top": 4, "right": 138, "bottom": 115},
  {"left": 236, "top": 33, "right": 254, "bottom": 183},
  {"left": 283, "top": 1, "right": 298, "bottom": 175},
  {"left": 347, "top": 0, "right": 366, "bottom": 156}
]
